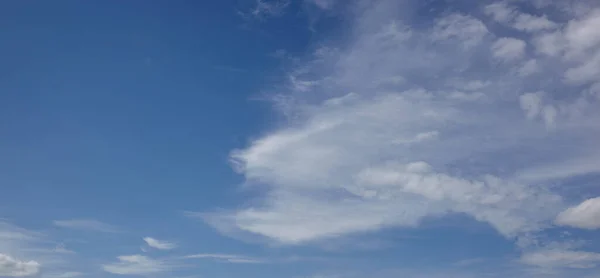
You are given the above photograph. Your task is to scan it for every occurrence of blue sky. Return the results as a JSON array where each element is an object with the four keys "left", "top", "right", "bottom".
[{"left": 1, "top": 0, "right": 600, "bottom": 277}]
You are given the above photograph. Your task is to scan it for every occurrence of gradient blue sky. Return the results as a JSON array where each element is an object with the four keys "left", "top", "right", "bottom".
[{"left": 2, "top": 1, "right": 600, "bottom": 278}]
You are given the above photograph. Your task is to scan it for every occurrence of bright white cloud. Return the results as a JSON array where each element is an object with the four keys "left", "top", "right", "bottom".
[
  {"left": 143, "top": 237, "right": 177, "bottom": 250},
  {"left": 0, "top": 254, "right": 40, "bottom": 277},
  {"left": 200, "top": 0, "right": 600, "bottom": 250},
  {"left": 53, "top": 219, "right": 119, "bottom": 233},
  {"left": 521, "top": 249, "right": 600, "bottom": 269},
  {"left": 200, "top": 2, "right": 600, "bottom": 270},
  {"left": 556, "top": 197, "right": 600, "bottom": 229},
  {"left": 102, "top": 255, "right": 170, "bottom": 275},
  {"left": 563, "top": 9, "right": 600, "bottom": 59},
  {"left": 531, "top": 8, "right": 600, "bottom": 86}
]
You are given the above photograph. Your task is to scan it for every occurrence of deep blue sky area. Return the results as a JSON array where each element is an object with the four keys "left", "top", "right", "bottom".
[
  {"left": 1, "top": 0, "right": 302, "bottom": 221},
  {"left": 1, "top": 1, "right": 600, "bottom": 278}
]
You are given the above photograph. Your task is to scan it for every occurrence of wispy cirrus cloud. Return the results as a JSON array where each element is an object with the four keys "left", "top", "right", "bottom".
[
  {"left": 184, "top": 253, "right": 264, "bottom": 264},
  {"left": 102, "top": 255, "right": 173, "bottom": 275},
  {"left": 143, "top": 237, "right": 177, "bottom": 250},
  {"left": 195, "top": 0, "right": 600, "bottom": 274},
  {"left": 42, "top": 272, "right": 84, "bottom": 278},
  {"left": 0, "top": 221, "right": 76, "bottom": 277},
  {"left": 53, "top": 219, "right": 120, "bottom": 233},
  {"left": 238, "top": 0, "right": 291, "bottom": 21},
  {"left": 521, "top": 249, "right": 600, "bottom": 269}
]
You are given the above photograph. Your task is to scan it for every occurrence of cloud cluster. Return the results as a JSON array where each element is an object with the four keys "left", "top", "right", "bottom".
[
  {"left": 199, "top": 0, "right": 600, "bottom": 271},
  {"left": 0, "top": 254, "right": 40, "bottom": 277}
]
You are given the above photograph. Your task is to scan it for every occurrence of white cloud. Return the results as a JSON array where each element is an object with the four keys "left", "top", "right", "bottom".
[
  {"left": 0, "top": 254, "right": 40, "bottom": 277},
  {"left": 432, "top": 14, "right": 488, "bottom": 48},
  {"left": 200, "top": 0, "right": 600, "bottom": 255},
  {"left": 519, "top": 92, "right": 557, "bottom": 127},
  {"left": 485, "top": 2, "right": 557, "bottom": 32},
  {"left": 517, "top": 154, "right": 600, "bottom": 183},
  {"left": 143, "top": 237, "right": 176, "bottom": 250},
  {"left": 521, "top": 249, "right": 600, "bottom": 269},
  {"left": 184, "top": 253, "right": 264, "bottom": 264},
  {"left": 565, "top": 51, "right": 600, "bottom": 84},
  {"left": 484, "top": 2, "right": 515, "bottom": 24},
  {"left": 53, "top": 219, "right": 119, "bottom": 233},
  {"left": 563, "top": 9, "right": 600, "bottom": 59},
  {"left": 102, "top": 255, "right": 170, "bottom": 275},
  {"left": 532, "top": 9, "right": 600, "bottom": 87},
  {"left": 491, "top": 37, "right": 526, "bottom": 61},
  {"left": 0, "top": 222, "right": 71, "bottom": 275},
  {"left": 533, "top": 31, "right": 565, "bottom": 57},
  {"left": 204, "top": 89, "right": 565, "bottom": 244},
  {"left": 513, "top": 13, "right": 558, "bottom": 32},
  {"left": 519, "top": 92, "right": 544, "bottom": 120},
  {"left": 556, "top": 197, "right": 600, "bottom": 229}
]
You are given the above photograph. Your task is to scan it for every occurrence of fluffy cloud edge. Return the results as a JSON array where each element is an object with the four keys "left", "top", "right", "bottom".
[{"left": 143, "top": 237, "right": 177, "bottom": 250}]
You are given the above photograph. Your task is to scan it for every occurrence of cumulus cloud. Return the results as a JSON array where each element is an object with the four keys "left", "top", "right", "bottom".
[
  {"left": 530, "top": 8, "right": 600, "bottom": 85},
  {"left": 199, "top": 0, "right": 600, "bottom": 269},
  {"left": 53, "top": 219, "right": 120, "bottom": 233},
  {"left": 513, "top": 14, "right": 557, "bottom": 32},
  {"left": 556, "top": 197, "right": 600, "bottom": 229},
  {"left": 0, "top": 254, "right": 40, "bottom": 277},
  {"left": 484, "top": 2, "right": 515, "bottom": 24},
  {"left": 102, "top": 255, "right": 171, "bottom": 275},
  {"left": 484, "top": 2, "right": 558, "bottom": 32},
  {"left": 143, "top": 237, "right": 177, "bottom": 250}
]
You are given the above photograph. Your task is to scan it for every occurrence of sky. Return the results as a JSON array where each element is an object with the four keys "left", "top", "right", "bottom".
[{"left": 1, "top": 0, "right": 600, "bottom": 277}]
